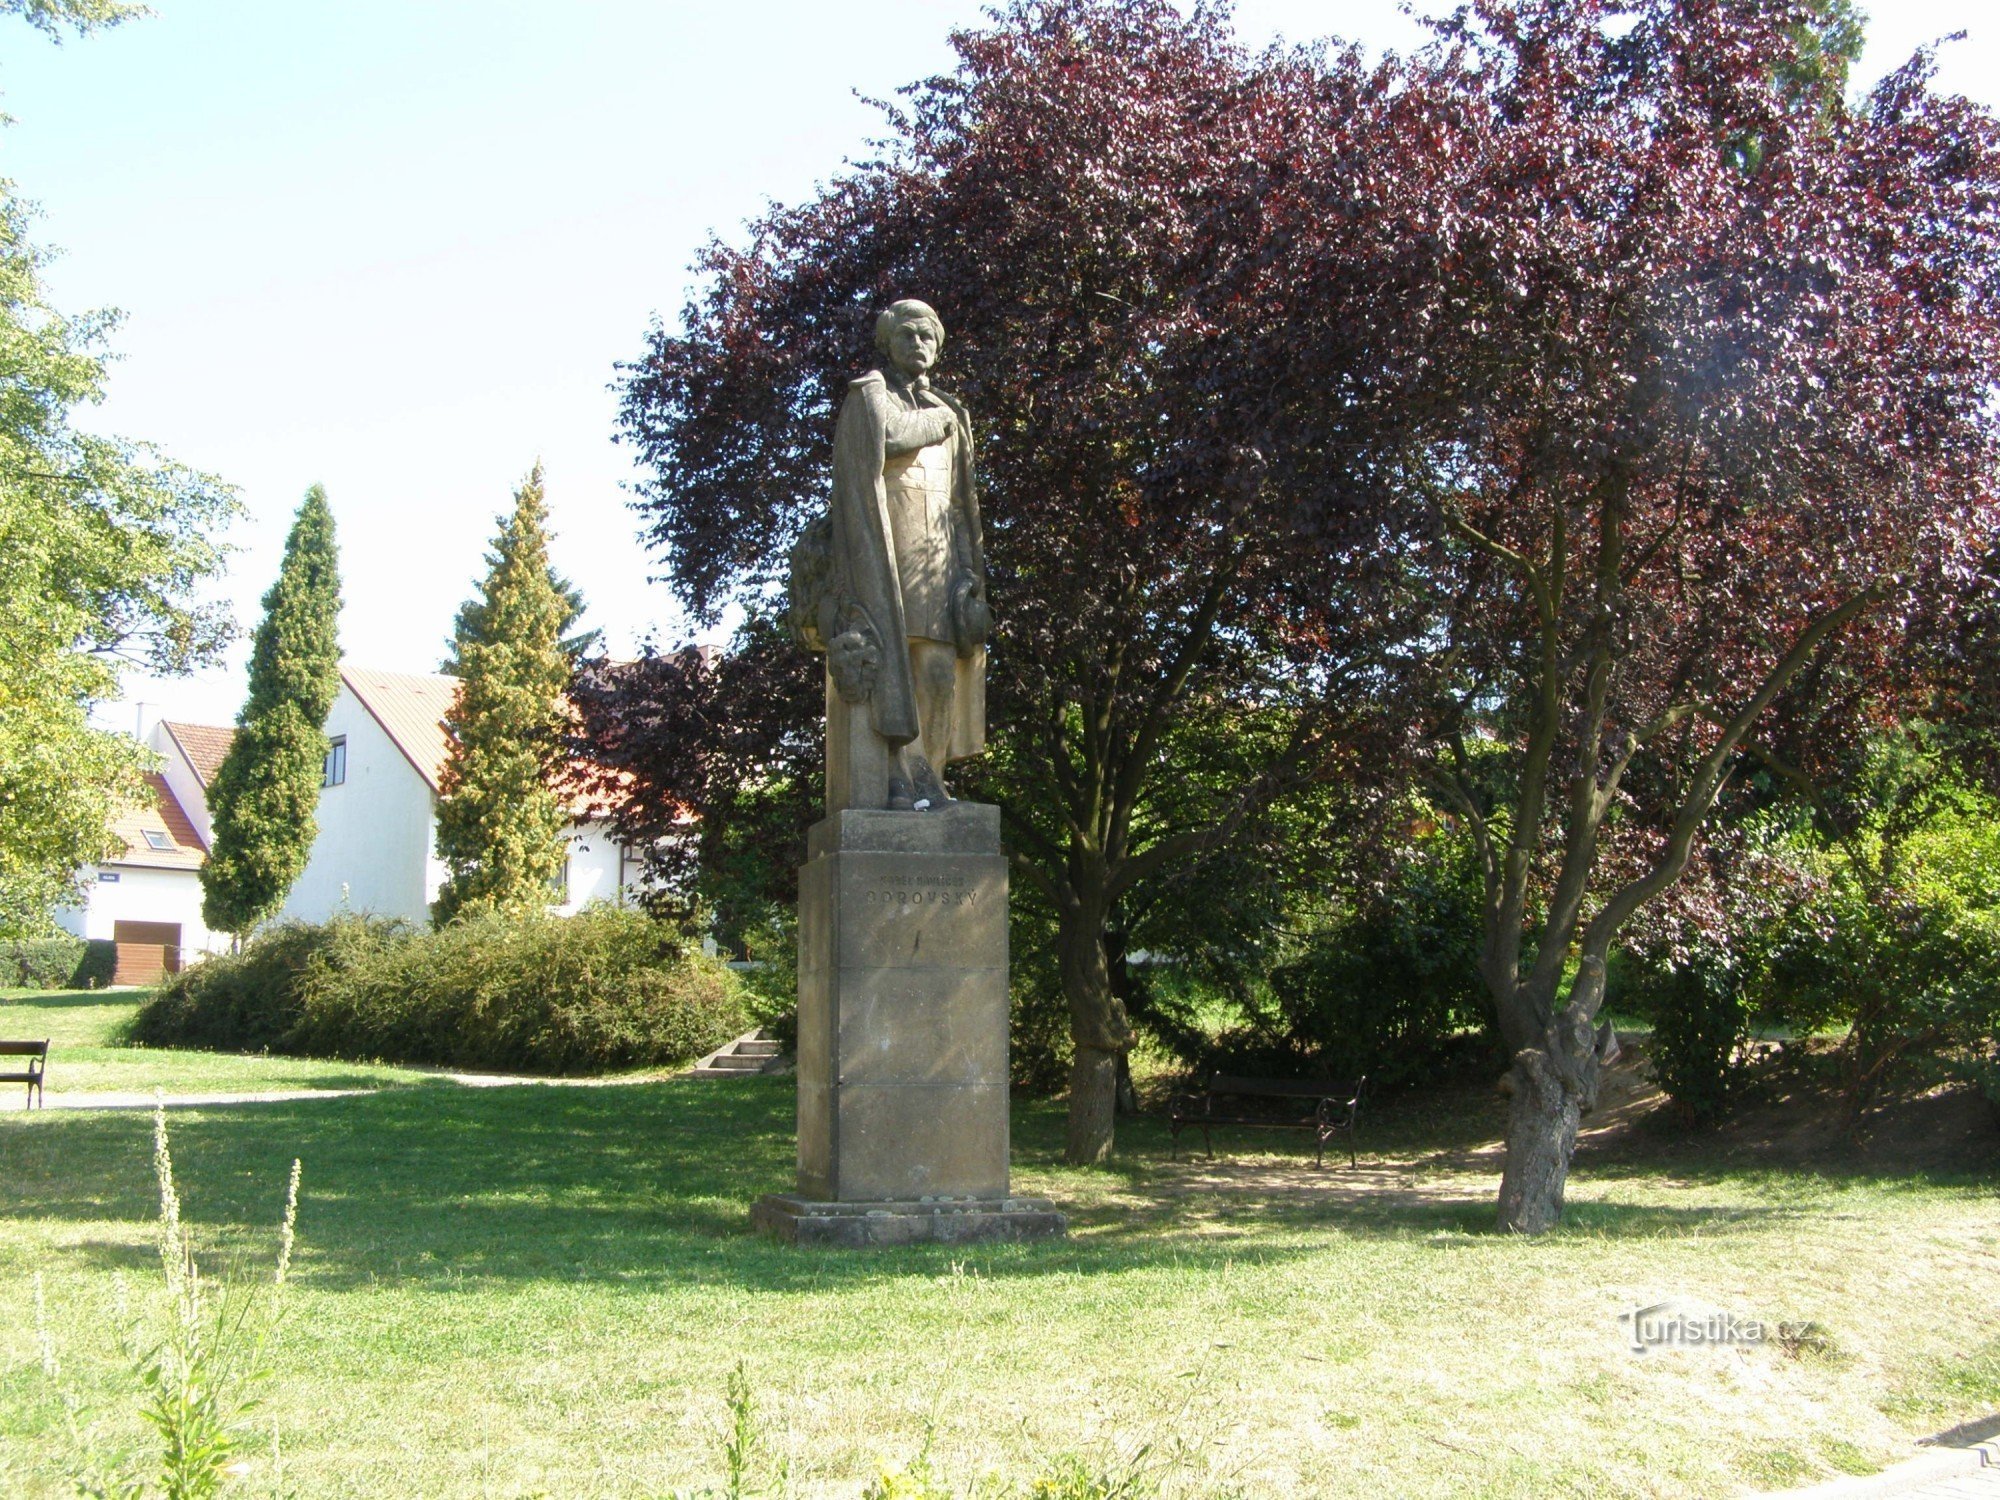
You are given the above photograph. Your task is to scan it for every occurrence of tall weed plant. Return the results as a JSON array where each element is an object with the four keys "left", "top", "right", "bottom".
[{"left": 68, "top": 1104, "right": 301, "bottom": 1500}]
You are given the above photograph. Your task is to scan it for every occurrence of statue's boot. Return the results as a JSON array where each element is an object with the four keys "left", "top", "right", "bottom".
[{"left": 909, "top": 755, "right": 952, "bottom": 809}]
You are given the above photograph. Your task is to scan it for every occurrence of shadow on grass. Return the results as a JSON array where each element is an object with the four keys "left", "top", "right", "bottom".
[
  {"left": 5, "top": 1073, "right": 1950, "bottom": 1298},
  {"left": 0, "top": 987, "right": 136, "bottom": 1013},
  {"left": 25, "top": 1069, "right": 404, "bottom": 1099}
]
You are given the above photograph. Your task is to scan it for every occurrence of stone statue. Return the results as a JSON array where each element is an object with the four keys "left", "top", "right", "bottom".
[
  {"left": 759, "top": 300, "right": 1062, "bottom": 1245},
  {"left": 791, "top": 299, "right": 989, "bottom": 812}
]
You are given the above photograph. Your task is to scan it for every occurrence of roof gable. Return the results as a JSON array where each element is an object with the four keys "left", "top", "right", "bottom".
[
  {"left": 160, "top": 721, "right": 237, "bottom": 787},
  {"left": 336, "top": 664, "right": 612, "bottom": 818},
  {"left": 340, "top": 666, "right": 458, "bottom": 794}
]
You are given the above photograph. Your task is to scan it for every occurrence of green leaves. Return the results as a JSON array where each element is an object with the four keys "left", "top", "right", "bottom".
[
  {"left": 0, "top": 177, "right": 236, "bottom": 937},
  {"left": 433, "top": 464, "right": 578, "bottom": 925}
]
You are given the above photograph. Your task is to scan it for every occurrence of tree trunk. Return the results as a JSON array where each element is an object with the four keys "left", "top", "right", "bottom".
[
  {"left": 1496, "top": 990, "right": 1616, "bottom": 1234},
  {"left": 1067, "top": 1049, "right": 1120, "bottom": 1163},
  {"left": 1114, "top": 1052, "right": 1138, "bottom": 1116},
  {"left": 1496, "top": 1041, "right": 1587, "bottom": 1234},
  {"left": 1058, "top": 891, "right": 1133, "bottom": 1164}
]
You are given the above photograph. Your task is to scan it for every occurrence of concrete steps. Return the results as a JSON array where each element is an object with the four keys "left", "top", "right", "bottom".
[{"left": 687, "top": 1027, "right": 791, "bottom": 1080}]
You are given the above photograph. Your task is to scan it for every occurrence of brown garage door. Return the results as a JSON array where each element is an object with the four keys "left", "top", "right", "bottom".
[{"left": 112, "top": 920, "right": 183, "bottom": 986}]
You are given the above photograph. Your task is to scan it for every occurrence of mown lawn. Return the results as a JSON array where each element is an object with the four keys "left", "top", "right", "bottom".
[
  {"left": 0, "top": 1019, "right": 1995, "bottom": 1497},
  {"left": 0, "top": 988, "right": 430, "bottom": 1098}
]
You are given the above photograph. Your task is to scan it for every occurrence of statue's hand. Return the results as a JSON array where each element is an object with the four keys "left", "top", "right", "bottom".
[
  {"left": 921, "top": 407, "right": 958, "bottom": 446},
  {"left": 950, "top": 573, "right": 991, "bottom": 658}
]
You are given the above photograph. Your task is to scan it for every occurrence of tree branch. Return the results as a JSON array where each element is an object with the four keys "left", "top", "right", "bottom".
[{"left": 1577, "top": 589, "right": 1881, "bottom": 968}]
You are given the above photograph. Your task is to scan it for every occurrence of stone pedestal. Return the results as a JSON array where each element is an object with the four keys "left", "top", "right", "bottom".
[{"left": 754, "top": 801, "right": 1065, "bottom": 1246}]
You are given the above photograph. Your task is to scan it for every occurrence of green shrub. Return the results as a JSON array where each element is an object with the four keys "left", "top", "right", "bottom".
[
  {"left": 1217, "top": 834, "right": 1493, "bottom": 1091},
  {"left": 1755, "top": 743, "right": 2000, "bottom": 1120},
  {"left": 72, "top": 937, "right": 115, "bottom": 989},
  {"left": 0, "top": 934, "right": 112, "bottom": 989},
  {"left": 1613, "top": 951, "right": 1750, "bottom": 1127},
  {"left": 132, "top": 916, "right": 397, "bottom": 1053},
  {"left": 1976, "top": 1052, "right": 2000, "bottom": 1126},
  {"left": 732, "top": 907, "right": 798, "bottom": 1054},
  {"left": 132, "top": 908, "right": 746, "bottom": 1074}
]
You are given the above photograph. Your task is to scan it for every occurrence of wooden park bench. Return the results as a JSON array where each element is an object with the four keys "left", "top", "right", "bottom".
[
  {"left": 1169, "top": 1074, "right": 1364, "bottom": 1168},
  {"left": 0, "top": 1040, "right": 47, "bottom": 1109}
]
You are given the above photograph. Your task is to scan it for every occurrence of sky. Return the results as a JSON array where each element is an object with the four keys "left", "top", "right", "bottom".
[{"left": 7, "top": 0, "right": 1997, "bottom": 733}]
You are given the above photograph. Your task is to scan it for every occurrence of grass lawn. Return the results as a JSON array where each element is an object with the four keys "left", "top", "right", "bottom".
[
  {"left": 0, "top": 987, "right": 436, "bottom": 1098},
  {"left": 1, "top": 1029, "right": 1996, "bottom": 1498}
]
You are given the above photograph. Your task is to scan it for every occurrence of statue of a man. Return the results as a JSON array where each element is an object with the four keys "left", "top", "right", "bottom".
[{"left": 791, "top": 299, "right": 989, "bottom": 812}]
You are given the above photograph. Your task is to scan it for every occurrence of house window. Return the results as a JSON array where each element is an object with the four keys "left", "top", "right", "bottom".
[
  {"left": 323, "top": 736, "right": 347, "bottom": 787},
  {"left": 142, "top": 830, "right": 173, "bottom": 851}
]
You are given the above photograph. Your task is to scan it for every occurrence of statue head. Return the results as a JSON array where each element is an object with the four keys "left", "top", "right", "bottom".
[{"left": 875, "top": 299, "right": 945, "bottom": 381}]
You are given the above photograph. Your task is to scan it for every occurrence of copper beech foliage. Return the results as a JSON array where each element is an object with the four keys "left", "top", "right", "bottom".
[
  {"left": 1269, "top": 0, "right": 1996, "bottom": 1228},
  {"left": 585, "top": 0, "right": 1419, "bottom": 1163},
  {"left": 582, "top": 0, "right": 2000, "bottom": 1199}
]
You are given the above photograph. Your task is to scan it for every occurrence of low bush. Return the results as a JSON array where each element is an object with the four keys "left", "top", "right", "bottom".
[
  {"left": 0, "top": 935, "right": 114, "bottom": 989},
  {"left": 132, "top": 908, "right": 747, "bottom": 1074},
  {"left": 1755, "top": 735, "right": 2000, "bottom": 1121},
  {"left": 131, "top": 917, "right": 395, "bottom": 1053},
  {"left": 1208, "top": 834, "right": 1494, "bottom": 1091},
  {"left": 731, "top": 907, "right": 798, "bottom": 1054},
  {"left": 1611, "top": 951, "right": 1751, "bottom": 1128},
  {"left": 1976, "top": 1052, "right": 2000, "bottom": 1126}
]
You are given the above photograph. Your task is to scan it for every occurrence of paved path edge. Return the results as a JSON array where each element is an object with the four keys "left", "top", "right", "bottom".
[{"left": 1763, "top": 1437, "right": 1999, "bottom": 1499}]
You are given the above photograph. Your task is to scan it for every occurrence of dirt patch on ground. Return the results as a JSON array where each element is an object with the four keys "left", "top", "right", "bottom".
[
  {"left": 1575, "top": 1039, "right": 1999, "bottom": 1178},
  {"left": 1140, "top": 1041, "right": 1999, "bottom": 1198}
]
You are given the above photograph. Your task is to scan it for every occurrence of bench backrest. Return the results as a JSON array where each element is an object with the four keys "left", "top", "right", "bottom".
[
  {"left": 1208, "top": 1074, "right": 1362, "bottom": 1104},
  {"left": 0, "top": 1040, "right": 48, "bottom": 1057}
]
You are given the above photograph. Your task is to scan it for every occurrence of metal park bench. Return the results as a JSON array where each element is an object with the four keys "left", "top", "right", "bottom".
[
  {"left": 0, "top": 1039, "right": 48, "bottom": 1109},
  {"left": 1169, "top": 1073, "right": 1364, "bottom": 1168}
]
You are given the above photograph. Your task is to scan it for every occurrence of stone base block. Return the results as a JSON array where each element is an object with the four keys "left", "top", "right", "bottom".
[{"left": 752, "top": 1193, "right": 1068, "bottom": 1248}]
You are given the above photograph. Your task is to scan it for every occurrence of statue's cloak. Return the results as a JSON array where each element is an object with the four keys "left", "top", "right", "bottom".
[{"left": 827, "top": 369, "right": 986, "bottom": 758}]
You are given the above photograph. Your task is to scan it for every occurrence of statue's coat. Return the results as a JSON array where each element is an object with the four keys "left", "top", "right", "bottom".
[{"left": 827, "top": 369, "right": 986, "bottom": 759}]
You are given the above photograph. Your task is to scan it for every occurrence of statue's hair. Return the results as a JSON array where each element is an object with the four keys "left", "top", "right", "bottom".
[{"left": 874, "top": 299, "right": 945, "bottom": 356}]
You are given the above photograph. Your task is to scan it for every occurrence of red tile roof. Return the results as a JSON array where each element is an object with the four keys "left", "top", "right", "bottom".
[
  {"left": 160, "top": 721, "right": 237, "bottom": 786},
  {"left": 104, "top": 774, "right": 207, "bottom": 869}
]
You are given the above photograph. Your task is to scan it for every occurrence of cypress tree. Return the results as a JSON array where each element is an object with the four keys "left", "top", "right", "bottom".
[
  {"left": 432, "top": 463, "right": 575, "bottom": 923},
  {"left": 201, "top": 485, "right": 343, "bottom": 937}
]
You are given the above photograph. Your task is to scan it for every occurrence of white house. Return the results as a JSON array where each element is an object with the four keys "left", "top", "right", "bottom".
[
  {"left": 55, "top": 719, "right": 237, "bottom": 983},
  {"left": 278, "top": 665, "right": 642, "bottom": 926}
]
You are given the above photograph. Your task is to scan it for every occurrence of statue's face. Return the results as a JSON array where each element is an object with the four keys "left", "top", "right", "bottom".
[{"left": 887, "top": 318, "right": 940, "bottom": 379}]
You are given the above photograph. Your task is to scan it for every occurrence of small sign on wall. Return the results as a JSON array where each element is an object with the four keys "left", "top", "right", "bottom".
[{"left": 98, "top": 871, "right": 121, "bottom": 883}]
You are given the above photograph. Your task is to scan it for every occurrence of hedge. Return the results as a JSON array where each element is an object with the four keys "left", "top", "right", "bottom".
[
  {"left": 131, "top": 908, "right": 749, "bottom": 1074},
  {"left": 1, "top": 936, "right": 115, "bottom": 990}
]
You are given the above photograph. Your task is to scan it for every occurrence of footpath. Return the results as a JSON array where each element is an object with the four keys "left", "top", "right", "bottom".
[{"left": 1770, "top": 1426, "right": 1998, "bottom": 1499}]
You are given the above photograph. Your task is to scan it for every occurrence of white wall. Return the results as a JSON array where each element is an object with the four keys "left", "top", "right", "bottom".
[
  {"left": 54, "top": 865, "right": 224, "bottom": 957},
  {"left": 279, "top": 685, "right": 439, "bottom": 927},
  {"left": 560, "top": 820, "right": 636, "bottom": 913},
  {"left": 150, "top": 724, "right": 216, "bottom": 847},
  {"left": 277, "top": 690, "right": 644, "bottom": 927}
]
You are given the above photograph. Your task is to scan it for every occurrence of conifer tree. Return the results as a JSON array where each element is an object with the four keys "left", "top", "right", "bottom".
[
  {"left": 432, "top": 463, "right": 575, "bottom": 923},
  {"left": 201, "top": 485, "right": 342, "bottom": 937}
]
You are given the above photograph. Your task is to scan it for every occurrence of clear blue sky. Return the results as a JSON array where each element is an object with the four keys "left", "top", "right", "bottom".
[{"left": 7, "top": 0, "right": 1993, "bottom": 731}]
